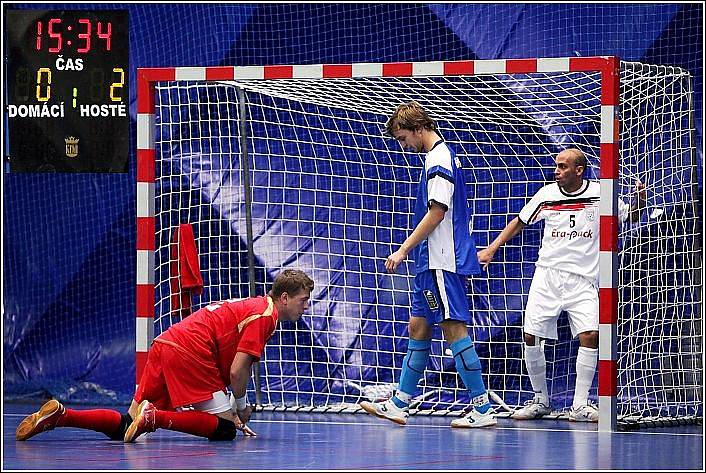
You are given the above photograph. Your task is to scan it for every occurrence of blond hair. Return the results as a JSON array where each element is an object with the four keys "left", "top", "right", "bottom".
[{"left": 385, "top": 101, "right": 436, "bottom": 136}]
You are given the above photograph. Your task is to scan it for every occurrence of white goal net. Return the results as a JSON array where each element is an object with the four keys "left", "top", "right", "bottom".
[{"left": 142, "top": 59, "right": 701, "bottom": 428}]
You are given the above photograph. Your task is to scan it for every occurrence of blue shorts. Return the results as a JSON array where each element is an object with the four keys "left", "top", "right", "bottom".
[{"left": 410, "top": 269, "right": 471, "bottom": 324}]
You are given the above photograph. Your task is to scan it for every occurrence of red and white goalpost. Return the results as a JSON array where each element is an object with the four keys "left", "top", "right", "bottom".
[{"left": 135, "top": 57, "right": 701, "bottom": 432}]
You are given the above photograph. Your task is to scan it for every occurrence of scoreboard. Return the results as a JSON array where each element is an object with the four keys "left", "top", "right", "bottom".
[{"left": 5, "top": 9, "right": 129, "bottom": 172}]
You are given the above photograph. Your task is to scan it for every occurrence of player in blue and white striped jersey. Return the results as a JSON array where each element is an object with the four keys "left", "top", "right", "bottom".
[{"left": 359, "top": 101, "right": 496, "bottom": 428}]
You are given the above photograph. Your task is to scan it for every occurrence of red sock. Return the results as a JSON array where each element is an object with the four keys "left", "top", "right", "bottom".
[
  {"left": 57, "top": 408, "right": 123, "bottom": 436},
  {"left": 154, "top": 409, "right": 219, "bottom": 438}
]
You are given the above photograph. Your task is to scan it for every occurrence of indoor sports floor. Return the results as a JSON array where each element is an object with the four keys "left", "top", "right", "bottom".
[{"left": 2, "top": 402, "right": 702, "bottom": 470}]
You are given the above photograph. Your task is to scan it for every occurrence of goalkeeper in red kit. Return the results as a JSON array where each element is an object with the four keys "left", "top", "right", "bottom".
[{"left": 16, "top": 269, "right": 314, "bottom": 442}]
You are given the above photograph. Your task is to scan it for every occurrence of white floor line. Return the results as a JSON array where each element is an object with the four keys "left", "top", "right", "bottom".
[
  {"left": 4, "top": 412, "right": 701, "bottom": 437},
  {"left": 246, "top": 417, "right": 702, "bottom": 436}
]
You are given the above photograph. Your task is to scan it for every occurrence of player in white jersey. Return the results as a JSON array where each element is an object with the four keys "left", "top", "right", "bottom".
[
  {"left": 359, "top": 101, "right": 496, "bottom": 428},
  {"left": 477, "top": 148, "right": 646, "bottom": 422}
]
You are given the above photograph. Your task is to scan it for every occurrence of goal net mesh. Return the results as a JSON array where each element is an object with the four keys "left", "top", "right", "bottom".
[{"left": 149, "top": 61, "right": 701, "bottom": 423}]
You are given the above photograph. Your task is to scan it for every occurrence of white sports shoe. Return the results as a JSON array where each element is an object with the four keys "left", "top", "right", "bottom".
[
  {"left": 450, "top": 407, "right": 497, "bottom": 428},
  {"left": 569, "top": 403, "right": 599, "bottom": 422},
  {"left": 511, "top": 398, "right": 552, "bottom": 420},
  {"left": 359, "top": 399, "right": 408, "bottom": 425}
]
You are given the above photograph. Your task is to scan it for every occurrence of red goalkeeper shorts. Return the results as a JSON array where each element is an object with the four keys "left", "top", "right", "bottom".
[{"left": 133, "top": 339, "right": 226, "bottom": 410}]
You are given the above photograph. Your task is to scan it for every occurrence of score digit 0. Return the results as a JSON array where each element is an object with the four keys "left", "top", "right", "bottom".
[{"left": 36, "top": 68, "right": 52, "bottom": 102}]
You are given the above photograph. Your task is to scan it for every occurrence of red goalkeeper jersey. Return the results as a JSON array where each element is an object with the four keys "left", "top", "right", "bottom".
[{"left": 159, "top": 295, "right": 278, "bottom": 388}]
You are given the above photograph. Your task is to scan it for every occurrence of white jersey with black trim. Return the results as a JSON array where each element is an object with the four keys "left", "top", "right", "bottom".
[{"left": 518, "top": 180, "right": 630, "bottom": 285}]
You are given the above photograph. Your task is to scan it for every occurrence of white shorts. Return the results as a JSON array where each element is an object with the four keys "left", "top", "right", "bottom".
[
  {"left": 178, "top": 390, "right": 231, "bottom": 414},
  {"left": 524, "top": 266, "right": 598, "bottom": 340}
]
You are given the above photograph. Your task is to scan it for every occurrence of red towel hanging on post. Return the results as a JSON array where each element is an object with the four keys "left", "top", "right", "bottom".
[{"left": 170, "top": 223, "right": 204, "bottom": 319}]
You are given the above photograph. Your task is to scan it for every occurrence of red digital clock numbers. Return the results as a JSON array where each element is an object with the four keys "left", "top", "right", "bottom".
[{"left": 35, "top": 18, "right": 112, "bottom": 53}]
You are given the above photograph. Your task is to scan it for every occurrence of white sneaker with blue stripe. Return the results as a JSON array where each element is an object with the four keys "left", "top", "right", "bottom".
[
  {"left": 359, "top": 399, "right": 409, "bottom": 425},
  {"left": 450, "top": 406, "right": 497, "bottom": 428}
]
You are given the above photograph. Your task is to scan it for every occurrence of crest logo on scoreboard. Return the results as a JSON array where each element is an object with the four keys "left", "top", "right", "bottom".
[{"left": 65, "top": 136, "right": 79, "bottom": 158}]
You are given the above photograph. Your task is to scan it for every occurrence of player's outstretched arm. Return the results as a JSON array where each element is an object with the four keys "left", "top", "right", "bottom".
[{"left": 477, "top": 217, "right": 526, "bottom": 270}]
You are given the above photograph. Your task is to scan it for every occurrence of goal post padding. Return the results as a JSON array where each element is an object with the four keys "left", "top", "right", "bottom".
[{"left": 136, "top": 58, "right": 701, "bottom": 429}]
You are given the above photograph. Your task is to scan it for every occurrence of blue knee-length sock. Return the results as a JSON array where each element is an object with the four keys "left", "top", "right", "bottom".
[
  {"left": 391, "top": 338, "right": 431, "bottom": 409},
  {"left": 450, "top": 336, "right": 491, "bottom": 413}
]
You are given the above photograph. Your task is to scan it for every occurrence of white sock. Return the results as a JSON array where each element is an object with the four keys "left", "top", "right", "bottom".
[
  {"left": 573, "top": 346, "right": 598, "bottom": 408},
  {"left": 524, "top": 343, "right": 549, "bottom": 404}
]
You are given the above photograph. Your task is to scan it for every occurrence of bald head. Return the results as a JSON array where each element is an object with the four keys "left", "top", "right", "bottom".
[
  {"left": 554, "top": 148, "right": 587, "bottom": 192},
  {"left": 559, "top": 148, "right": 587, "bottom": 174}
]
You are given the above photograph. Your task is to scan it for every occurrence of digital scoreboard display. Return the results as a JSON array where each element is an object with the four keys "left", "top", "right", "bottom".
[{"left": 5, "top": 9, "right": 129, "bottom": 172}]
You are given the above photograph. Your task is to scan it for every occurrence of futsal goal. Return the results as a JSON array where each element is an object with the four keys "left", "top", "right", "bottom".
[{"left": 136, "top": 57, "right": 701, "bottom": 431}]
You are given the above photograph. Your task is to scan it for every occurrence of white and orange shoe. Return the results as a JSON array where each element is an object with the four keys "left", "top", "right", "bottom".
[
  {"left": 15, "top": 399, "right": 66, "bottom": 441},
  {"left": 124, "top": 400, "right": 157, "bottom": 442}
]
